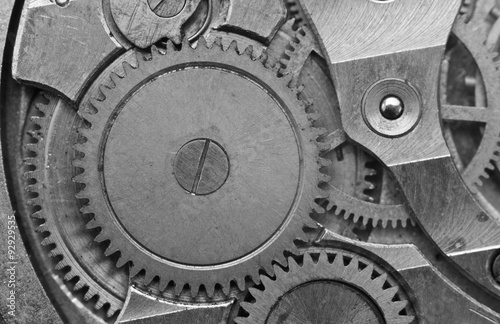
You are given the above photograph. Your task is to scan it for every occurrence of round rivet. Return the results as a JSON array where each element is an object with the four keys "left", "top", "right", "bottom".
[
  {"left": 380, "top": 96, "right": 404, "bottom": 120},
  {"left": 362, "top": 78, "right": 422, "bottom": 137}
]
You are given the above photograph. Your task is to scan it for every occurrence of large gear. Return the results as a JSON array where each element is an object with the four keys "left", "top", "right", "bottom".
[
  {"left": 22, "top": 93, "right": 127, "bottom": 317},
  {"left": 75, "top": 38, "right": 328, "bottom": 296},
  {"left": 236, "top": 248, "right": 415, "bottom": 324}
]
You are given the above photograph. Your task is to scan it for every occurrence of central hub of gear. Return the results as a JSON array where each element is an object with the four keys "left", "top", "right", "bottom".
[
  {"left": 174, "top": 138, "right": 230, "bottom": 195},
  {"left": 268, "top": 281, "right": 383, "bottom": 323}
]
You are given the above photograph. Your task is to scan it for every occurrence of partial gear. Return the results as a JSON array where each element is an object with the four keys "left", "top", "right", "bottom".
[
  {"left": 236, "top": 248, "right": 416, "bottom": 324},
  {"left": 75, "top": 38, "right": 328, "bottom": 296},
  {"left": 443, "top": 16, "right": 500, "bottom": 192},
  {"left": 284, "top": 7, "right": 500, "bottom": 231},
  {"left": 277, "top": 22, "right": 414, "bottom": 229},
  {"left": 22, "top": 93, "right": 127, "bottom": 317}
]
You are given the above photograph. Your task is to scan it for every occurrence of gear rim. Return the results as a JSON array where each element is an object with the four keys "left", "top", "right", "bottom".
[
  {"left": 22, "top": 93, "right": 126, "bottom": 317},
  {"left": 236, "top": 247, "right": 415, "bottom": 324},
  {"left": 75, "top": 38, "right": 327, "bottom": 296}
]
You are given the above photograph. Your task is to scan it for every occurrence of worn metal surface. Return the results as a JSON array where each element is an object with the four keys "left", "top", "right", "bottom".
[
  {"left": 12, "top": 0, "right": 122, "bottom": 101},
  {"left": 219, "top": 0, "right": 286, "bottom": 43},
  {"left": 110, "top": 0, "right": 202, "bottom": 48},
  {"left": 117, "top": 286, "right": 233, "bottom": 323}
]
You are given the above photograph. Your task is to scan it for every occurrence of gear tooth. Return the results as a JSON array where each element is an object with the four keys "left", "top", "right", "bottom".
[
  {"left": 158, "top": 277, "right": 169, "bottom": 292},
  {"left": 54, "top": 259, "right": 68, "bottom": 271},
  {"left": 86, "top": 219, "right": 100, "bottom": 229},
  {"left": 72, "top": 143, "right": 86, "bottom": 153},
  {"left": 380, "top": 286, "right": 399, "bottom": 303},
  {"left": 151, "top": 45, "right": 160, "bottom": 58},
  {"left": 116, "top": 255, "right": 129, "bottom": 269},
  {"left": 88, "top": 97, "right": 104, "bottom": 114},
  {"left": 243, "top": 45, "right": 254, "bottom": 58},
  {"left": 36, "top": 223, "right": 48, "bottom": 233},
  {"left": 63, "top": 270, "right": 76, "bottom": 281},
  {"left": 284, "top": 49, "right": 296, "bottom": 59},
  {"left": 232, "top": 277, "right": 246, "bottom": 294},
  {"left": 199, "top": 282, "right": 213, "bottom": 298},
  {"left": 109, "top": 71, "right": 122, "bottom": 87},
  {"left": 173, "top": 282, "right": 184, "bottom": 296},
  {"left": 181, "top": 35, "right": 191, "bottom": 48},
  {"left": 273, "top": 264, "right": 287, "bottom": 281},
  {"left": 84, "top": 289, "right": 96, "bottom": 301},
  {"left": 79, "top": 205, "right": 92, "bottom": 215},
  {"left": 360, "top": 263, "right": 374, "bottom": 277},
  {"left": 41, "top": 236, "right": 54, "bottom": 246},
  {"left": 73, "top": 279, "right": 87, "bottom": 291},
  {"left": 287, "top": 256, "right": 301, "bottom": 272},
  {"left": 197, "top": 36, "right": 208, "bottom": 49},
  {"left": 302, "top": 252, "right": 314, "bottom": 265},
  {"left": 165, "top": 40, "right": 177, "bottom": 54},
  {"left": 260, "top": 275, "right": 274, "bottom": 289},
  {"left": 361, "top": 216, "right": 369, "bottom": 226},
  {"left": 258, "top": 51, "right": 269, "bottom": 65},
  {"left": 48, "top": 249, "right": 60, "bottom": 258},
  {"left": 104, "top": 241, "right": 119, "bottom": 256},
  {"left": 107, "top": 305, "right": 121, "bottom": 318},
  {"left": 346, "top": 256, "right": 359, "bottom": 272},
  {"left": 392, "top": 300, "right": 410, "bottom": 313},
  {"left": 332, "top": 251, "right": 344, "bottom": 270},
  {"left": 213, "top": 37, "right": 223, "bottom": 49},
  {"left": 318, "top": 172, "right": 330, "bottom": 184},
  {"left": 72, "top": 159, "right": 85, "bottom": 169},
  {"left": 95, "top": 298, "right": 105, "bottom": 311},
  {"left": 129, "top": 264, "right": 142, "bottom": 278},
  {"left": 228, "top": 40, "right": 238, "bottom": 52},
  {"left": 31, "top": 210, "right": 43, "bottom": 220},
  {"left": 313, "top": 202, "right": 325, "bottom": 214},
  {"left": 94, "top": 230, "right": 108, "bottom": 243},
  {"left": 75, "top": 191, "right": 86, "bottom": 200},
  {"left": 372, "top": 273, "right": 388, "bottom": 290},
  {"left": 143, "top": 270, "right": 156, "bottom": 286},
  {"left": 24, "top": 170, "right": 35, "bottom": 179},
  {"left": 318, "top": 250, "right": 329, "bottom": 264},
  {"left": 72, "top": 174, "right": 85, "bottom": 183}
]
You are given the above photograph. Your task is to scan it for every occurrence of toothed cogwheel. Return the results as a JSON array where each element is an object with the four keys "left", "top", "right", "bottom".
[
  {"left": 236, "top": 248, "right": 416, "bottom": 324},
  {"left": 75, "top": 38, "right": 328, "bottom": 297},
  {"left": 22, "top": 93, "right": 127, "bottom": 317}
]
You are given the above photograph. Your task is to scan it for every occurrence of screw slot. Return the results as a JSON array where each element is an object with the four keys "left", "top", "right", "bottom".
[{"left": 174, "top": 138, "right": 230, "bottom": 195}]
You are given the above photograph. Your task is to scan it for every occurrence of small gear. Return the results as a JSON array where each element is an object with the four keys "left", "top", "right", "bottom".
[
  {"left": 236, "top": 248, "right": 415, "bottom": 324},
  {"left": 22, "top": 93, "right": 127, "bottom": 317},
  {"left": 443, "top": 16, "right": 500, "bottom": 192},
  {"left": 277, "top": 22, "right": 414, "bottom": 229},
  {"left": 75, "top": 38, "right": 328, "bottom": 296}
]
